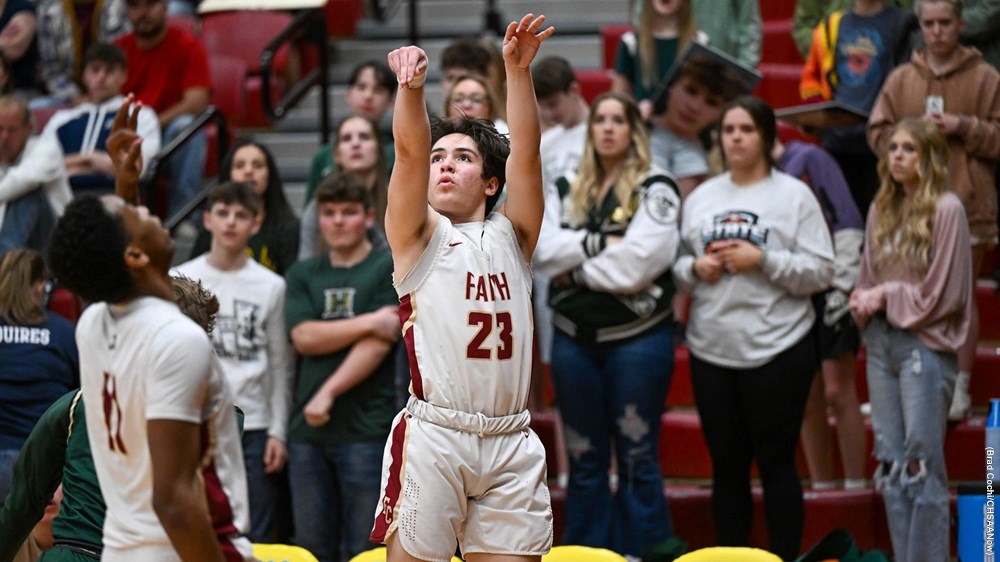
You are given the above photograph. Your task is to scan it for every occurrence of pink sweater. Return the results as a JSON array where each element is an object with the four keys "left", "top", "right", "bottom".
[{"left": 856, "top": 192, "right": 973, "bottom": 352}]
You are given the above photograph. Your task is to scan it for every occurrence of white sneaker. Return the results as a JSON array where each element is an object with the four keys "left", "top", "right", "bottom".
[{"left": 949, "top": 371, "right": 971, "bottom": 421}]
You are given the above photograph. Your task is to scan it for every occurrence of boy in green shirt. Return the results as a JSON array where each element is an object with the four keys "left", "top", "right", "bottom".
[{"left": 285, "top": 174, "right": 399, "bottom": 562}]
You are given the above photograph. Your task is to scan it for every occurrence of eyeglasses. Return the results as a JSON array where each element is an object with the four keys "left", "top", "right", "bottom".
[{"left": 450, "top": 94, "right": 486, "bottom": 106}]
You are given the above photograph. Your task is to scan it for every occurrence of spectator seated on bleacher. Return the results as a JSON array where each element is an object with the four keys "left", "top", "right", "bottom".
[
  {"left": 34, "top": 0, "right": 130, "bottom": 107},
  {"left": 0, "top": 96, "right": 70, "bottom": 257},
  {"left": 117, "top": 0, "right": 210, "bottom": 220},
  {"left": 40, "top": 43, "right": 160, "bottom": 197},
  {"left": 0, "top": 0, "right": 40, "bottom": 96}
]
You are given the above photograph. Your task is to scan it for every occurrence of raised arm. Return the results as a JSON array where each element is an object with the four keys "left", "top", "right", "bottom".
[
  {"left": 384, "top": 46, "right": 437, "bottom": 274},
  {"left": 499, "top": 14, "right": 555, "bottom": 261}
]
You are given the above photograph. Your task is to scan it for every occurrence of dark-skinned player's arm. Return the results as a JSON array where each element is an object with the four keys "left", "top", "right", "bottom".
[
  {"left": 384, "top": 45, "right": 438, "bottom": 277},
  {"left": 147, "top": 323, "right": 224, "bottom": 562},
  {"left": 106, "top": 94, "right": 145, "bottom": 205},
  {"left": 498, "top": 14, "right": 555, "bottom": 262}
]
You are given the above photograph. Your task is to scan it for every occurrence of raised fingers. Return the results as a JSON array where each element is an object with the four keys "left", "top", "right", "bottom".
[{"left": 111, "top": 93, "right": 134, "bottom": 132}]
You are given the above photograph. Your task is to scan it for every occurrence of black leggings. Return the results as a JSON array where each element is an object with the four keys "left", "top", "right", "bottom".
[{"left": 689, "top": 335, "right": 816, "bottom": 561}]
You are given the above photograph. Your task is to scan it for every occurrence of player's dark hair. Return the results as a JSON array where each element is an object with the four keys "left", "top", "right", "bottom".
[
  {"left": 48, "top": 196, "right": 137, "bottom": 304},
  {"left": 315, "top": 172, "right": 373, "bottom": 210},
  {"left": 719, "top": 95, "right": 778, "bottom": 171},
  {"left": 431, "top": 116, "right": 509, "bottom": 214},
  {"left": 349, "top": 60, "right": 396, "bottom": 95},
  {"left": 531, "top": 56, "right": 576, "bottom": 99},
  {"left": 441, "top": 38, "right": 492, "bottom": 77},
  {"left": 84, "top": 42, "right": 126, "bottom": 70},
  {"left": 205, "top": 181, "right": 263, "bottom": 217}
]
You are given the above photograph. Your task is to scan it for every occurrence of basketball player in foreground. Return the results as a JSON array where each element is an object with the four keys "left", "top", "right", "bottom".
[
  {"left": 46, "top": 98, "right": 251, "bottom": 562},
  {"left": 370, "top": 14, "right": 555, "bottom": 562}
]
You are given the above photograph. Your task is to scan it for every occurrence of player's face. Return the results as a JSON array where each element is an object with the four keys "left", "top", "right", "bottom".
[
  {"left": 919, "top": 2, "right": 963, "bottom": 57},
  {"left": 104, "top": 195, "right": 174, "bottom": 273},
  {"left": 0, "top": 106, "right": 30, "bottom": 164},
  {"left": 887, "top": 128, "right": 921, "bottom": 189},
  {"left": 720, "top": 107, "right": 765, "bottom": 172},
  {"left": 125, "top": 0, "right": 167, "bottom": 39},
  {"left": 591, "top": 98, "right": 632, "bottom": 161},
  {"left": 335, "top": 117, "right": 380, "bottom": 177},
  {"left": 428, "top": 133, "right": 497, "bottom": 219},
  {"left": 318, "top": 200, "right": 373, "bottom": 252},
  {"left": 83, "top": 62, "right": 127, "bottom": 104},
  {"left": 345, "top": 67, "right": 393, "bottom": 120},
  {"left": 446, "top": 78, "right": 491, "bottom": 120},
  {"left": 664, "top": 76, "right": 725, "bottom": 140},
  {"left": 203, "top": 202, "right": 261, "bottom": 252},
  {"left": 230, "top": 144, "right": 269, "bottom": 196}
]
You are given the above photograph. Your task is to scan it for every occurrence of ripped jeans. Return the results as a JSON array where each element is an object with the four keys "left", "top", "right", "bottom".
[
  {"left": 550, "top": 326, "right": 674, "bottom": 557},
  {"left": 864, "top": 316, "right": 956, "bottom": 562}
]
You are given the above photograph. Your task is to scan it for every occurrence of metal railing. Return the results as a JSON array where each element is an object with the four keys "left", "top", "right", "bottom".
[
  {"left": 260, "top": 7, "right": 331, "bottom": 144},
  {"left": 140, "top": 106, "right": 230, "bottom": 231}
]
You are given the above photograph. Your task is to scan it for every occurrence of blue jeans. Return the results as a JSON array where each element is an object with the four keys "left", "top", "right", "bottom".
[
  {"left": 162, "top": 114, "right": 206, "bottom": 219},
  {"left": 242, "top": 430, "right": 283, "bottom": 543},
  {"left": 864, "top": 317, "right": 956, "bottom": 562},
  {"left": 0, "top": 448, "right": 18, "bottom": 502},
  {"left": 550, "top": 326, "right": 674, "bottom": 557},
  {"left": 288, "top": 440, "right": 384, "bottom": 562},
  {"left": 0, "top": 189, "right": 55, "bottom": 258}
]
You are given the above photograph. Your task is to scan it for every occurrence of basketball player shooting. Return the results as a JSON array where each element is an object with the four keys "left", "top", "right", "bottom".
[{"left": 370, "top": 13, "right": 556, "bottom": 562}]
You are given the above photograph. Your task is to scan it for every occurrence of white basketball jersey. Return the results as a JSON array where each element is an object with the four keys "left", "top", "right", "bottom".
[
  {"left": 395, "top": 213, "right": 534, "bottom": 417},
  {"left": 76, "top": 297, "right": 252, "bottom": 560}
]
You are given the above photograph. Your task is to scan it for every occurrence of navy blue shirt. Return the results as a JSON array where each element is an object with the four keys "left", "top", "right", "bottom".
[{"left": 0, "top": 314, "right": 79, "bottom": 450}]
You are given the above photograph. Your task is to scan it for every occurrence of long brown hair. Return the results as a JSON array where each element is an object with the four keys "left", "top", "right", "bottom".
[
  {"left": 0, "top": 248, "right": 47, "bottom": 325},
  {"left": 567, "top": 92, "right": 651, "bottom": 225},
  {"left": 638, "top": 0, "right": 696, "bottom": 91},
  {"left": 871, "top": 118, "right": 949, "bottom": 276}
]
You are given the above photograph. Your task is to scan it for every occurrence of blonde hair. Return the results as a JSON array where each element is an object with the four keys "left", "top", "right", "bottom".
[
  {"left": 638, "top": 0, "right": 696, "bottom": 91},
  {"left": 567, "top": 93, "right": 651, "bottom": 225},
  {"left": 443, "top": 74, "right": 501, "bottom": 122},
  {"left": 0, "top": 248, "right": 47, "bottom": 325},
  {"left": 170, "top": 274, "right": 219, "bottom": 334},
  {"left": 871, "top": 118, "right": 949, "bottom": 276}
]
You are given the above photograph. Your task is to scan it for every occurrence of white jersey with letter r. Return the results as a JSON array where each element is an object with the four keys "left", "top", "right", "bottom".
[{"left": 395, "top": 212, "right": 533, "bottom": 416}]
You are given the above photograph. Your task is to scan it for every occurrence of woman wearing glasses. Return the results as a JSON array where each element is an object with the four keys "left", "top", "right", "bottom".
[{"left": 443, "top": 74, "right": 508, "bottom": 135}]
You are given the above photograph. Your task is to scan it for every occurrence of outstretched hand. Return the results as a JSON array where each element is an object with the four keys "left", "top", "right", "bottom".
[
  {"left": 106, "top": 94, "right": 144, "bottom": 204},
  {"left": 387, "top": 45, "right": 429, "bottom": 90},
  {"left": 502, "top": 13, "right": 555, "bottom": 69}
]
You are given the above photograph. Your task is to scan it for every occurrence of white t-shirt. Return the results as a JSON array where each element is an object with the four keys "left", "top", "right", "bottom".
[
  {"left": 395, "top": 213, "right": 534, "bottom": 416},
  {"left": 174, "top": 256, "right": 293, "bottom": 440},
  {"left": 77, "top": 297, "right": 252, "bottom": 561}
]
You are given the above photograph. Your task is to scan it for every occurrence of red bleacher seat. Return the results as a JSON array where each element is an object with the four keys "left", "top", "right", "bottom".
[
  {"left": 777, "top": 120, "right": 820, "bottom": 145},
  {"left": 209, "top": 54, "right": 247, "bottom": 125},
  {"left": 49, "top": 287, "right": 82, "bottom": 323},
  {"left": 760, "top": 0, "right": 796, "bottom": 23},
  {"left": 573, "top": 68, "right": 613, "bottom": 105},
  {"left": 982, "top": 246, "right": 998, "bottom": 279},
  {"left": 978, "top": 280, "right": 1000, "bottom": 340},
  {"left": 761, "top": 18, "right": 803, "bottom": 65},
  {"left": 601, "top": 24, "right": 632, "bottom": 70},
  {"left": 325, "top": 0, "right": 362, "bottom": 37},
  {"left": 31, "top": 105, "right": 66, "bottom": 132},
  {"left": 200, "top": 10, "right": 292, "bottom": 127},
  {"left": 666, "top": 345, "right": 693, "bottom": 408},
  {"left": 753, "top": 63, "right": 805, "bottom": 109},
  {"left": 529, "top": 410, "right": 567, "bottom": 481}
]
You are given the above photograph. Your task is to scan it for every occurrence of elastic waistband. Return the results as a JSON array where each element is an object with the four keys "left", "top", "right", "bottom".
[
  {"left": 53, "top": 539, "right": 102, "bottom": 559},
  {"left": 406, "top": 396, "right": 531, "bottom": 437}
]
